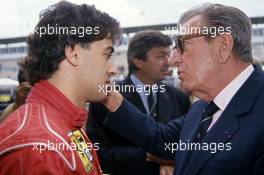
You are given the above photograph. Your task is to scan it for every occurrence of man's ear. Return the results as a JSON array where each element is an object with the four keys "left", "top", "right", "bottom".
[
  {"left": 218, "top": 33, "right": 233, "bottom": 63},
  {"left": 65, "top": 45, "right": 79, "bottom": 66},
  {"left": 132, "top": 58, "right": 144, "bottom": 70}
]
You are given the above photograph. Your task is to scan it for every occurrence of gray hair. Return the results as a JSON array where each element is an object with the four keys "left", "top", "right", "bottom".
[{"left": 179, "top": 3, "right": 252, "bottom": 62}]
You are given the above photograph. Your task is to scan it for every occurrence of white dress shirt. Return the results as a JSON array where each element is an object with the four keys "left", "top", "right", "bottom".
[{"left": 208, "top": 65, "right": 254, "bottom": 131}]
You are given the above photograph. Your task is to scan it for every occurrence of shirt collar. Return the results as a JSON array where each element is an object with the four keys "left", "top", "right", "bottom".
[
  {"left": 130, "top": 74, "right": 158, "bottom": 96},
  {"left": 130, "top": 74, "right": 148, "bottom": 94},
  {"left": 27, "top": 80, "right": 87, "bottom": 129},
  {"left": 214, "top": 65, "right": 254, "bottom": 111},
  {"left": 130, "top": 74, "right": 158, "bottom": 114}
]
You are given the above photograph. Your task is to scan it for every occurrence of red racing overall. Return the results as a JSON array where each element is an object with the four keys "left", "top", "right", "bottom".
[{"left": 0, "top": 80, "right": 102, "bottom": 175}]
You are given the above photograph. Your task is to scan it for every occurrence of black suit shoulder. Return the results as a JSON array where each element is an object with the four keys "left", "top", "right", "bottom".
[{"left": 162, "top": 83, "right": 191, "bottom": 116}]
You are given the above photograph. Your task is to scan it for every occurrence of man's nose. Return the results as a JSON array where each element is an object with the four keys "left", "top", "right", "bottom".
[
  {"left": 169, "top": 49, "right": 182, "bottom": 67},
  {"left": 108, "top": 62, "right": 117, "bottom": 76},
  {"left": 163, "top": 56, "right": 170, "bottom": 67}
]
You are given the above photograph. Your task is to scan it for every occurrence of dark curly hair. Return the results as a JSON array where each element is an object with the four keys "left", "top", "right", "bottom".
[{"left": 21, "top": 1, "right": 121, "bottom": 85}]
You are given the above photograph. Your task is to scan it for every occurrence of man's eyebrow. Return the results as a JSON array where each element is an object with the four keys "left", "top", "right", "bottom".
[
  {"left": 159, "top": 51, "right": 170, "bottom": 55},
  {"left": 105, "top": 46, "right": 114, "bottom": 54}
]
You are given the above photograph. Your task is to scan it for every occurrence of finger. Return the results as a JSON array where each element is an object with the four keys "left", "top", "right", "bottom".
[{"left": 159, "top": 168, "right": 166, "bottom": 175}]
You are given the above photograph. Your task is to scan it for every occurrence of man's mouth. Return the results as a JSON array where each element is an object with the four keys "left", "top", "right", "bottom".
[
  {"left": 105, "top": 76, "right": 113, "bottom": 84},
  {"left": 105, "top": 79, "right": 111, "bottom": 84},
  {"left": 161, "top": 69, "right": 170, "bottom": 75},
  {"left": 177, "top": 71, "right": 184, "bottom": 80}
]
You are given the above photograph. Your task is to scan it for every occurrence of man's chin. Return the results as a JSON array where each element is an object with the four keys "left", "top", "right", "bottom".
[{"left": 181, "top": 83, "right": 193, "bottom": 94}]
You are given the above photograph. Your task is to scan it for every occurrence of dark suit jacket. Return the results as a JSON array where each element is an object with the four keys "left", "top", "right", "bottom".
[
  {"left": 104, "top": 67, "right": 264, "bottom": 175},
  {"left": 86, "top": 76, "right": 190, "bottom": 175}
]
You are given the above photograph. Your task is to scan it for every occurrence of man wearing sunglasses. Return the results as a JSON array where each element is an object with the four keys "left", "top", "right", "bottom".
[{"left": 101, "top": 3, "right": 264, "bottom": 175}]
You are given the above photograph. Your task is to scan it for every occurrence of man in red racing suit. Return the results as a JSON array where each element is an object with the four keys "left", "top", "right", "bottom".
[
  {"left": 0, "top": 1, "right": 121, "bottom": 174},
  {"left": 0, "top": 80, "right": 101, "bottom": 174}
]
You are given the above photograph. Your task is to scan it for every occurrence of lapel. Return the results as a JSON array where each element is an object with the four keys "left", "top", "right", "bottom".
[
  {"left": 120, "top": 76, "right": 147, "bottom": 114},
  {"left": 182, "top": 107, "right": 239, "bottom": 175},
  {"left": 179, "top": 67, "right": 264, "bottom": 175},
  {"left": 174, "top": 102, "right": 206, "bottom": 175},
  {"left": 156, "top": 85, "right": 173, "bottom": 122}
]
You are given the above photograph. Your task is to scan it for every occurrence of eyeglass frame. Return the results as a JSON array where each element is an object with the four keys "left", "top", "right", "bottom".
[{"left": 175, "top": 33, "right": 216, "bottom": 55}]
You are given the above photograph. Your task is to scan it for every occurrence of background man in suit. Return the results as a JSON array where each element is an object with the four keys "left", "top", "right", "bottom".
[
  {"left": 86, "top": 31, "right": 190, "bottom": 175},
  {"left": 102, "top": 3, "right": 264, "bottom": 175}
]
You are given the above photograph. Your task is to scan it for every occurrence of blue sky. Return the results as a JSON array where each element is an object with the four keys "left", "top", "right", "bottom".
[{"left": 0, "top": 0, "right": 263, "bottom": 38}]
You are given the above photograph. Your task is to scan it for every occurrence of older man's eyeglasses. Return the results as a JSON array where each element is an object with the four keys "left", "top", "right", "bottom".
[{"left": 175, "top": 33, "right": 212, "bottom": 55}]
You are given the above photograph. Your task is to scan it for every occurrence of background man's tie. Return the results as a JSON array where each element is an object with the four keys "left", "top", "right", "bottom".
[{"left": 148, "top": 90, "right": 155, "bottom": 114}]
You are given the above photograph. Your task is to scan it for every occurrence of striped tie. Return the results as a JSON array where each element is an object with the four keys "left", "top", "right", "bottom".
[{"left": 197, "top": 101, "right": 220, "bottom": 141}]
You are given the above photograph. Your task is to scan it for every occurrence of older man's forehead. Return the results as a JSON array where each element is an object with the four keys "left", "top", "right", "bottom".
[{"left": 181, "top": 15, "right": 205, "bottom": 34}]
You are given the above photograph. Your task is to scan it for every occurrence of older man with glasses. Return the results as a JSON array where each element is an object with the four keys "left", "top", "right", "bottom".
[{"left": 101, "top": 3, "right": 264, "bottom": 175}]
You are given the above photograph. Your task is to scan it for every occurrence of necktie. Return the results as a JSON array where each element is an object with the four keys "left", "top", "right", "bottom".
[
  {"left": 197, "top": 101, "right": 220, "bottom": 141},
  {"left": 148, "top": 89, "right": 154, "bottom": 114}
]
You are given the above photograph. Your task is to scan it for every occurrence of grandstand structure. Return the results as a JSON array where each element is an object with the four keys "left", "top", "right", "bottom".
[{"left": 0, "top": 16, "right": 264, "bottom": 79}]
